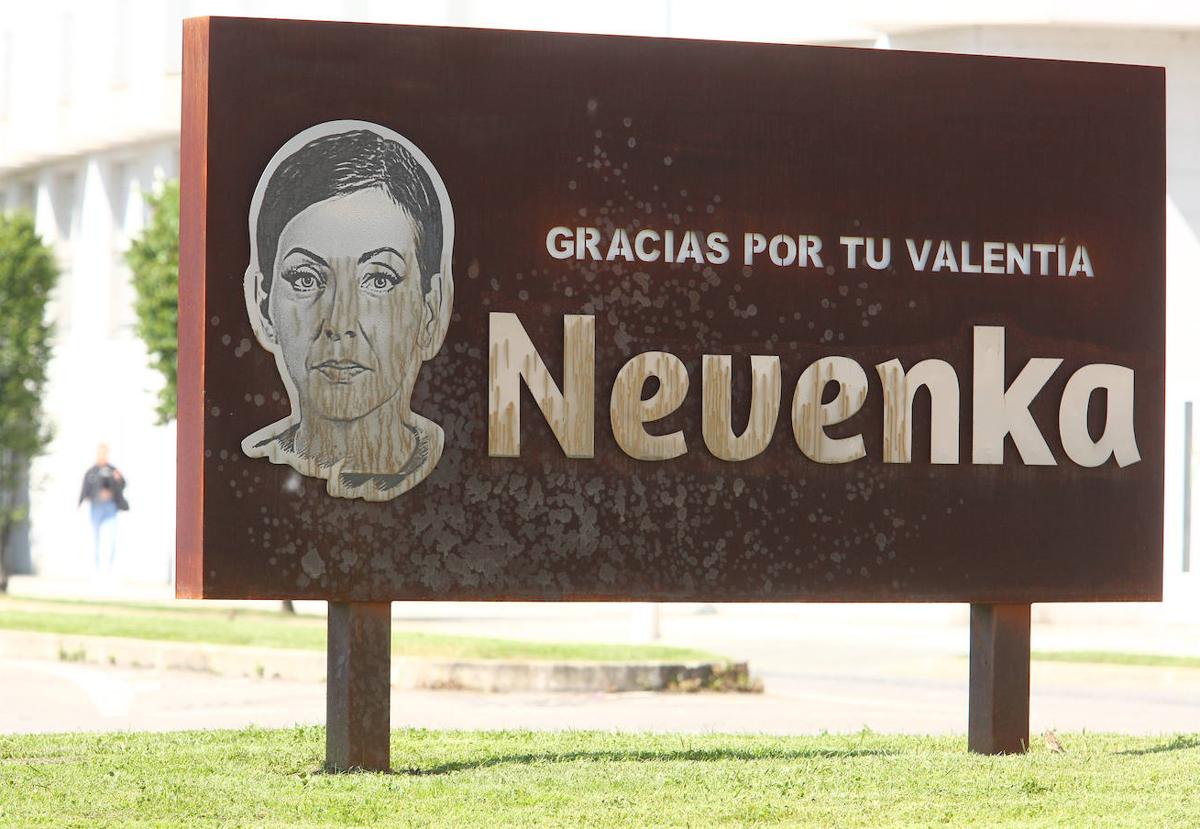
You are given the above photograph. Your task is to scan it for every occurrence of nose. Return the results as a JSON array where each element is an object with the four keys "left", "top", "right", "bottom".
[{"left": 324, "top": 259, "right": 359, "bottom": 341}]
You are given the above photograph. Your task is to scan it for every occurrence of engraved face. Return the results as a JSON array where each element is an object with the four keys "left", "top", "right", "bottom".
[
  {"left": 241, "top": 120, "right": 455, "bottom": 501},
  {"left": 269, "top": 186, "right": 427, "bottom": 425}
]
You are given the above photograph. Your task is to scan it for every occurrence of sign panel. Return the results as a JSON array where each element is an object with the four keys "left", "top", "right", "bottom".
[{"left": 178, "top": 17, "right": 1165, "bottom": 602}]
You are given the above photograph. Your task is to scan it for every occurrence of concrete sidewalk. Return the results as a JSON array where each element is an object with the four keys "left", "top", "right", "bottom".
[{"left": 5, "top": 647, "right": 1200, "bottom": 737}]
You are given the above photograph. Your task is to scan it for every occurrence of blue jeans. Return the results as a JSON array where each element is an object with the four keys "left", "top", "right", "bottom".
[{"left": 90, "top": 499, "right": 118, "bottom": 573}]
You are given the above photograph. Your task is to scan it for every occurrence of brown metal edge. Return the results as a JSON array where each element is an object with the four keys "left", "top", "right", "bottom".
[
  {"left": 189, "top": 587, "right": 1165, "bottom": 603},
  {"left": 197, "top": 15, "right": 1170, "bottom": 74},
  {"left": 1150, "top": 64, "right": 1167, "bottom": 603},
  {"left": 175, "top": 17, "right": 210, "bottom": 599}
]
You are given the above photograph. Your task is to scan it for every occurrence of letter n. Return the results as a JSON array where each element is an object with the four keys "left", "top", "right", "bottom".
[
  {"left": 488, "top": 313, "right": 595, "bottom": 458},
  {"left": 876, "top": 358, "right": 960, "bottom": 463}
]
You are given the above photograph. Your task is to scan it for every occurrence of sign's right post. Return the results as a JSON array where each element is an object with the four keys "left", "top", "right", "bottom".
[{"left": 968, "top": 603, "right": 1033, "bottom": 754}]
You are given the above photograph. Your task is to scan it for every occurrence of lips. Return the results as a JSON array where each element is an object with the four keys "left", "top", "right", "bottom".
[{"left": 312, "top": 360, "right": 370, "bottom": 383}]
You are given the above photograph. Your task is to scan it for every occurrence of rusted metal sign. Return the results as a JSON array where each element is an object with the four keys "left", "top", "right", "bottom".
[{"left": 178, "top": 17, "right": 1165, "bottom": 603}]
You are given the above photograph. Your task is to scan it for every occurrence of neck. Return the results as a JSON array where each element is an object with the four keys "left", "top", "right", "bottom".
[{"left": 296, "top": 395, "right": 417, "bottom": 473}]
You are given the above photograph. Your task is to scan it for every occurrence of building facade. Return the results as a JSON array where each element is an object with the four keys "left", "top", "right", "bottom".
[{"left": 1, "top": 2, "right": 1197, "bottom": 616}]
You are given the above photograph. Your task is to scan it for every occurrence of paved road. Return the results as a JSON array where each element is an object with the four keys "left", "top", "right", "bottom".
[
  {"left": 4, "top": 592, "right": 1199, "bottom": 736},
  {"left": 5, "top": 635, "right": 1199, "bottom": 736}
]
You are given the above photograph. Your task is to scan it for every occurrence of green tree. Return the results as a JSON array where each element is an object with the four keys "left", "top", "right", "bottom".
[
  {"left": 126, "top": 180, "right": 179, "bottom": 424},
  {"left": 0, "top": 211, "right": 58, "bottom": 592}
]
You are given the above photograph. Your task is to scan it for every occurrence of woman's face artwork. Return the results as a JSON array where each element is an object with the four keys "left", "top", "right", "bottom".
[{"left": 268, "top": 185, "right": 429, "bottom": 424}]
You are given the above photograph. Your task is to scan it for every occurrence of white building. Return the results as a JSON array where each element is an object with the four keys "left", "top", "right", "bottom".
[{"left": 1, "top": 1, "right": 1197, "bottom": 616}]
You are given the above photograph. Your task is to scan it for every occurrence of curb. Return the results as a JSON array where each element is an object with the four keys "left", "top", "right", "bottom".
[
  {"left": 397, "top": 658, "right": 755, "bottom": 693},
  {"left": 0, "top": 630, "right": 757, "bottom": 693}
]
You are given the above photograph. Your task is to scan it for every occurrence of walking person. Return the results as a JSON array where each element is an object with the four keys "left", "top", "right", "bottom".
[{"left": 78, "top": 444, "right": 128, "bottom": 577}]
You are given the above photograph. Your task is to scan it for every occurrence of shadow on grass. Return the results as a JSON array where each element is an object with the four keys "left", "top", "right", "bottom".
[
  {"left": 1116, "top": 736, "right": 1200, "bottom": 756},
  {"left": 394, "top": 746, "right": 898, "bottom": 776}
]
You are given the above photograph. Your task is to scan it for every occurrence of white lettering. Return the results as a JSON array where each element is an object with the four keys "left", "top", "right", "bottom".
[
  {"left": 792, "top": 357, "right": 868, "bottom": 464},
  {"left": 932, "top": 240, "right": 958, "bottom": 272},
  {"left": 1006, "top": 242, "right": 1031, "bottom": 275},
  {"left": 605, "top": 228, "right": 634, "bottom": 261},
  {"left": 702, "top": 355, "right": 781, "bottom": 461},
  {"left": 769, "top": 234, "right": 798, "bottom": 267},
  {"left": 841, "top": 236, "right": 865, "bottom": 269},
  {"left": 876, "top": 358, "right": 960, "bottom": 464},
  {"left": 1069, "top": 245, "right": 1094, "bottom": 278},
  {"left": 706, "top": 232, "right": 730, "bottom": 264},
  {"left": 960, "top": 241, "right": 981, "bottom": 274},
  {"left": 635, "top": 229, "right": 661, "bottom": 261},
  {"left": 866, "top": 237, "right": 891, "bottom": 270},
  {"left": 546, "top": 226, "right": 574, "bottom": 259},
  {"left": 744, "top": 232, "right": 767, "bottom": 265},
  {"left": 611, "top": 351, "right": 689, "bottom": 461},
  {"left": 803, "top": 235, "right": 824, "bottom": 268},
  {"left": 1058, "top": 364, "right": 1140, "bottom": 467},
  {"left": 906, "top": 238, "right": 932, "bottom": 271},
  {"left": 971, "top": 326, "right": 1061, "bottom": 465},
  {"left": 983, "top": 241, "right": 1004, "bottom": 275},
  {"left": 488, "top": 313, "right": 595, "bottom": 458}
]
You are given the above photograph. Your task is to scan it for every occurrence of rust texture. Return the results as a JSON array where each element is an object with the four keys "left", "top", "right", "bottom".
[
  {"left": 175, "top": 17, "right": 209, "bottom": 598},
  {"left": 968, "top": 603, "right": 1032, "bottom": 755},
  {"left": 178, "top": 17, "right": 1165, "bottom": 602},
  {"left": 326, "top": 601, "right": 392, "bottom": 771}
]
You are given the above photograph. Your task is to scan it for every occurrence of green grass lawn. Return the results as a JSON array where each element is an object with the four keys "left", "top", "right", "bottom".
[
  {"left": 0, "top": 598, "right": 720, "bottom": 664},
  {"left": 1, "top": 728, "right": 1197, "bottom": 828},
  {"left": 1033, "top": 650, "right": 1200, "bottom": 670}
]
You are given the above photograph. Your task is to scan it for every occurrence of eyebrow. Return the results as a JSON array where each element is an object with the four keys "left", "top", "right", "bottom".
[
  {"left": 283, "top": 247, "right": 329, "bottom": 267},
  {"left": 358, "top": 247, "right": 403, "bottom": 264}
]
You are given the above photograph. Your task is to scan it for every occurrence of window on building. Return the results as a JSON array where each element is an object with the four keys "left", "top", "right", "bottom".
[
  {"left": 15, "top": 180, "right": 35, "bottom": 213},
  {"left": 53, "top": 172, "right": 79, "bottom": 247},
  {"left": 108, "top": 161, "right": 138, "bottom": 336}
]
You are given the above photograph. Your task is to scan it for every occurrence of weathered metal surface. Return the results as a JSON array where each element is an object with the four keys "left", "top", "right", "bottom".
[
  {"left": 326, "top": 601, "right": 392, "bottom": 772},
  {"left": 968, "top": 603, "right": 1031, "bottom": 755},
  {"left": 175, "top": 17, "right": 208, "bottom": 598},
  {"left": 177, "top": 17, "right": 1165, "bottom": 603}
]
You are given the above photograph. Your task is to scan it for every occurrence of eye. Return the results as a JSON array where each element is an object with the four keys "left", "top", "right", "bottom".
[
  {"left": 282, "top": 265, "right": 325, "bottom": 295},
  {"left": 360, "top": 266, "right": 403, "bottom": 295}
]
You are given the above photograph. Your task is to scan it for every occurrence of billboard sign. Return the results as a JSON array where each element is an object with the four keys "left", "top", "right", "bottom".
[{"left": 178, "top": 18, "right": 1165, "bottom": 603}]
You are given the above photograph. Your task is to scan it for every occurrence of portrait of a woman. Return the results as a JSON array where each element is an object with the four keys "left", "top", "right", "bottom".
[{"left": 240, "top": 120, "right": 455, "bottom": 501}]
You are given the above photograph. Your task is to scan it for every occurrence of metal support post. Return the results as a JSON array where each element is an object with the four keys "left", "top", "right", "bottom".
[
  {"left": 326, "top": 601, "right": 392, "bottom": 772},
  {"left": 968, "top": 602, "right": 1031, "bottom": 755}
]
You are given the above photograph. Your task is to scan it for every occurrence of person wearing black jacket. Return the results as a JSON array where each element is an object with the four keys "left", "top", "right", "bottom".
[{"left": 78, "top": 443, "right": 128, "bottom": 576}]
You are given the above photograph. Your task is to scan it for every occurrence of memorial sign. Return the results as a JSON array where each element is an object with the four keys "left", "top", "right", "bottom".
[{"left": 178, "top": 17, "right": 1165, "bottom": 761}]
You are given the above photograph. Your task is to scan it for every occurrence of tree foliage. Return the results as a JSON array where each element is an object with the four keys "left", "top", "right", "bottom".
[
  {"left": 0, "top": 211, "right": 58, "bottom": 591},
  {"left": 126, "top": 180, "right": 179, "bottom": 424}
]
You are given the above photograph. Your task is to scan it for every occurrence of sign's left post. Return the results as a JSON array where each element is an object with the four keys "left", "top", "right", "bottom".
[{"left": 326, "top": 602, "right": 393, "bottom": 772}]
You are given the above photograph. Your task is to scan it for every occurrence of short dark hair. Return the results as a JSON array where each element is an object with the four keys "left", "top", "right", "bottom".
[{"left": 255, "top": 129, "right": 443, "bottom": 319}]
